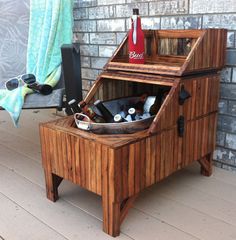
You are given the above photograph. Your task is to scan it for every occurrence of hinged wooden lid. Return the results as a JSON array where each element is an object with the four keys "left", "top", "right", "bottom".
[{"left": 105, "top": 29, "right": 227, "bottom": 76}]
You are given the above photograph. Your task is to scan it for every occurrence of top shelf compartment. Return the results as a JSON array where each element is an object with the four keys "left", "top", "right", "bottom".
[{"left": 105, "top": 29, "right": 227, "bottom": 76}]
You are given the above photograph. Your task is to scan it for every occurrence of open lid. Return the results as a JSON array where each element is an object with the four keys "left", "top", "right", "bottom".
[{"left": 105, "top": 29, "right": 227, "bottom": 76}]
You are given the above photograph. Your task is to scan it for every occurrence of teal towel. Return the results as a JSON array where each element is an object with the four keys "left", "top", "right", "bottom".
[{"left": 0, "top": 0, "right": 74, "bottom": 126}]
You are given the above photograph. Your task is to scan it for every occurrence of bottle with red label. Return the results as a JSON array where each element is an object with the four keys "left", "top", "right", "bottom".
[{"left": 128, "top": 8, "right": 145, "bottom": 64}]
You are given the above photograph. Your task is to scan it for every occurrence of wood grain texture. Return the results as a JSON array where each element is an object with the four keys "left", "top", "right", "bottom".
[
  {"left": 39, "top": 29, "right": 225, "bottom": 238},
  {"left": 40, "top": 73, "right": 220, "bottom": 237}
]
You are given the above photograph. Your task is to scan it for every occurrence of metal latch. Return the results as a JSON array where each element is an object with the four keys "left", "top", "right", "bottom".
[
  {"left": 179, "top": 85, "right": 191, "bottom": 105},
  {"left": 177, "top": 115, "right": 185, "bottom": 137}
]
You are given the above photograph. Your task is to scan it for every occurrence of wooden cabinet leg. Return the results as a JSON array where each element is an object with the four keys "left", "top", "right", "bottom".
[
  {"left": 198, "top": 153, "right": 213, "bottom": 177},
  {"left": 102, "top": 195, "right": 137, "bottom": 237},
  {"left": 44, "top": 171, "right": 63, "bottom": 202},
  {"left": 102, "top": 196, "right": 121, "bottom": 237}
]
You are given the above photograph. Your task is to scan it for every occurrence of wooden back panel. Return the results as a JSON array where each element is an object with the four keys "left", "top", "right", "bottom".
[{"left": 183, "top": 29, "right": 227, "bottom": 74}]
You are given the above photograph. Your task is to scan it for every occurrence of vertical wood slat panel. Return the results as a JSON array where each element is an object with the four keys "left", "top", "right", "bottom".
[
  {"left": 128, "top": 143, "right": 135, "bottom": 196},
  {"left": 134, "top": 142, "right": 141, "bottom": 194},
  {"left": 160, "top": 132, "right": 166, "bottom": 180},
  {"left": 155, "top": 134, "right": 161, "bottom": 182},
  {"left": 62, "top": 133, "right": 69, "bottom": 180},
  {"left": 42, "top": 131, "right": 109, "bottom": 196},
  {"left": 51, "top": 130, "right": 58, "bottom": 175},
  {"left": 66, "top": 134, "right": 73, "bottom": 182},
  {"left": 150, "top": 136, "right": 157, "bottom": 185},
  {"left": 145, "top": 137, "right": 151, "bottom": 187},
  {"left": 79, "top": 138, "right": 86, "bottom": 188},
  {"left": 122, "top": 146, "right": 129, "bottom": 199},
  {"left": 140, "top": 139, "right": 146, "bottom": 190},
  {"left": 96, "top": 143, "right": 102, "bottom": 195},
  {"left": 168, "top": 129, "right": 175, "bottom": 176},
  {"left": 90, "top": 141, "right": 96, "bottom": 192},
  {"left": 101, "top": 145, "right": 109, "bottom": 232},
  {"left": 73, "top": 136, "right": 80, "bottom": 184},
  {"left": 182, "top": 74, "right": 219, "bottom": 121}
]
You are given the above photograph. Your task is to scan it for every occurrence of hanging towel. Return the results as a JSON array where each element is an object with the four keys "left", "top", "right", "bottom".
[{"left": 0, "top": 0, "right": 74, "bottom": 126}]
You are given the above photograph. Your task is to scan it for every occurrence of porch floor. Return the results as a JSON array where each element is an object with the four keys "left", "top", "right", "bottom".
[{"left": 0, "top": 109, "right": 236, "bottom": 240}]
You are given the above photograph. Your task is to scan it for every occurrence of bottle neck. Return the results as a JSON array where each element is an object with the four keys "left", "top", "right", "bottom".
[
  {"left": 131, "top": 15, "right": 142, "bottom": 45},
  {"left": 131, "top": 16, "right": 141, "bottom": 29}
]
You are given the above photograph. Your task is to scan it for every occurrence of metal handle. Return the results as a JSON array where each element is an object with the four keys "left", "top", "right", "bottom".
[{"left": 74, "top": 113, "right": 91, "bottom": 131}]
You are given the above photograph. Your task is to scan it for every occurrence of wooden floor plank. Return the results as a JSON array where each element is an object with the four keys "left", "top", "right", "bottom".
[
  {"left": 135, "top": 189, "right": 236, "bottom": 240},
  {"left": 0, "top": 130, "right": 41, "bottom": 163},
  {"left": 0, "top": 193, "right": 68, "bottom": 240},
  {"left": 121, "top": 208, "right": 199, "bottom": 240},
  {"left": 167, "top": 168, "right": 236, "bottom": 204},
  {"left": 0, "top": 165, "right": 131, "bottom": 240},
  {"left": 186, "top": 162, "right": 236, "bottom": 187},
  {"left": 0, "top": 144, "right": 45, "bottom": 187},
  {"left": 0, "top": 109, "right": 58, "bottom": 145},
  {"left": 153, "top": 180, "right": 236, "bottom": 227},
  {"left": 59, "top": 182, "right": 198, "bottom": 240}
]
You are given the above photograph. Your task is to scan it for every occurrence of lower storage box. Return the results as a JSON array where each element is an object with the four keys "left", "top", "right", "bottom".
[{"left": 40, "top": 72, "right": 219, "bottom": 237}]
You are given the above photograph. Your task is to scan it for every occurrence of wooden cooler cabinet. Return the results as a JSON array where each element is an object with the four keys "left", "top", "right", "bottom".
[{"left": 40, "top": 29, "right": 227, "bottom": 237}]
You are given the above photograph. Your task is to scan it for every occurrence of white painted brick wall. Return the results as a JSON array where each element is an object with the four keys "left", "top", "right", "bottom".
[
  {"left": 149, "top": 0, "right": 188, "bottom": 15},
  {"left": 190, "top": 0, "right": 236, "bottom": 14},
  {"left": 97, "top": 19, "right": 125, "bottom": 32}
]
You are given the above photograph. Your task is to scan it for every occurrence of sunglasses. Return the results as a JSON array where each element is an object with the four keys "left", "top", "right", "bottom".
[{"left": 5, "top": 74, "right": 36, "bottom": 91}]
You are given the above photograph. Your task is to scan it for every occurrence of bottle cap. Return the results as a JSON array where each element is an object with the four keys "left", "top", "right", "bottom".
[
  {"left": 79, "top": 101, "right": 86, "bottom": 108},
  {"left": 68, "top": 99, "right": 76, "bottom": 105},
  {"left": 94, "top": 99, "right": 101, "bottom": 105},
  {"left": 114, "top": 114, "right": 122, "bottom": 122},
  {"left": 133, "top": 8, "right": 139, "bottom": 15},
  {"left": 128, "top": 107, "right": 136, "bottom": 115}
]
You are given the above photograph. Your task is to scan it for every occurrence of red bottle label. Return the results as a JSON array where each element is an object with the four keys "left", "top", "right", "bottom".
[
  {"left": 128, "top": 16, "right": 145, "bottom": 64},
  {"left": 129, "top": 51, "right": 144, "bottom": 60}
]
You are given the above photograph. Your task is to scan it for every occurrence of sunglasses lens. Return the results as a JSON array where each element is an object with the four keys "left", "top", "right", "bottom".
[
  {"left": 22, "top": 74, "right": 36, "bottom": 84},
  {"left": 6, "top": 78, "right": 19, "bottom": 90}
]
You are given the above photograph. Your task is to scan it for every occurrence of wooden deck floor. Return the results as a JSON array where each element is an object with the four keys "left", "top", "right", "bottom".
[{"left": 0, "top": 109, "right": 236, "bottom": 240}]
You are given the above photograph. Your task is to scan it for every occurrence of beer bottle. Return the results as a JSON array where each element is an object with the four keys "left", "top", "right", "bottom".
[
  {"left": 149, "top": 95, "right": 162, "bottom": 115},
  {"left": 134, "top": 93, "right": 148, "bottom": 115},
  {"left": 79, "top": 100, "right": 105, "bottom": 123},
  {"left": 128, "top": 9, "right": 145, "bottom": 64},
  {"left": 94, "top": 100, "right": 114, "bottom": 123},
  {"left": 114, "top": 114, "right": 127, "bottom": 123},
  {"left": 68, "top": 99, "right": 81, "bottom": 114},
  {"left": 128, "top": 108, "right": 136, "bottom": 121}
]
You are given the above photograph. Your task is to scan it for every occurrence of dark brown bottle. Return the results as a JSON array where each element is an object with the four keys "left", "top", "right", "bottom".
[
  {"left": 68, "top": 99, "right": 81, "bottom": 114},
  {"left": 134, "top": 93, "right": 148, "bottom": 115},
  {"left": 79, "top": 100, "right": 105, "bottom": 123},
  {"left": 94, "top": 100, "right": 114, "bottom": 123},
  {"left": 149, "top": 95, "right": 162, "bottom": 115}
]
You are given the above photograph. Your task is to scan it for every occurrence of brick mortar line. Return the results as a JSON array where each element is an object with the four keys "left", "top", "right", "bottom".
[
  {"left": 216, "top": 127, "right": 236, "bottom": 136},
  {"left": 213, "top": 159, "right": 236, "bottom": 169},
  {"left": 216, "top": 143, "right": 236, "bottom": 152}
]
